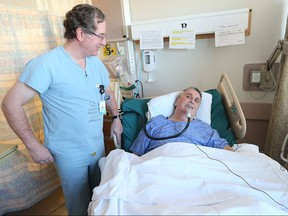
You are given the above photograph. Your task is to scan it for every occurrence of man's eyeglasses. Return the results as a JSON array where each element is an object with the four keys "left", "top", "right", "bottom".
[{"left": 89, "top": 32, "right": 106, "bottom": 41}]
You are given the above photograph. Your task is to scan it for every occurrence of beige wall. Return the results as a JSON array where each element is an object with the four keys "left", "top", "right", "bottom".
[
  {"left": 3, "top": 0, "right": 283, "bottom": 104},
  {"left": 128, "top": 0, "right": 288, "bottom": 104},
  {"left": 127, "top": 0, "right": 288, "bottom": 147}
]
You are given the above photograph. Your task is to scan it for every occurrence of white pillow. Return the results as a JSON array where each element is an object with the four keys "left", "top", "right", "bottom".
[{"left": 147, "top": 91, "right": 212, "bottom": 125}]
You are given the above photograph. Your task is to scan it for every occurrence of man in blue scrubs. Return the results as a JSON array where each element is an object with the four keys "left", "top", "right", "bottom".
[{"left": 1, "top": 4, "right": 123, "bottom": 215}]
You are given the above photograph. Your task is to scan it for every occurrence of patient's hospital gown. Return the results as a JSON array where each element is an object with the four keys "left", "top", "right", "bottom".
[{"left": 130, "top": 115, "right": 229, "bottom": 156}]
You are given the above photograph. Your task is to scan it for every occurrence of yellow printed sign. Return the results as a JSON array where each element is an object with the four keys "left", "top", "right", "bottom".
[{"left": 103, "top": 43, "right": 117, "bottom": 56}]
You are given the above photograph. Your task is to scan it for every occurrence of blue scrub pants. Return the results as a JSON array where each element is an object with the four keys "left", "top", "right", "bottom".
[{"left": 52, "top": 145, "right": 105, "bottom": 216}]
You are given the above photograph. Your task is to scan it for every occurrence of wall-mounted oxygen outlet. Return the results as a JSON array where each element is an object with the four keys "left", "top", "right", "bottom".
[{"left": 260, "top": 65, "right": 274, "bottom": 89}]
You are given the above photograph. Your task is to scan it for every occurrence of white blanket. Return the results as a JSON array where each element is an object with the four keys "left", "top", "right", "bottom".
[{"left": 88, "top": 143, "right": 288, "bottom": 215}]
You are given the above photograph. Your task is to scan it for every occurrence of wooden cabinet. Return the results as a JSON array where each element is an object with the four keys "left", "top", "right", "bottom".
[{"left": 103, "top": 115, "right": 116, "bottom": 155}]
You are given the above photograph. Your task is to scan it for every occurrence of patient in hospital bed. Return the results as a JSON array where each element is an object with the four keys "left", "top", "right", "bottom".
[{"left": 130, "top": 87, "right": 234, "bottom": 156}]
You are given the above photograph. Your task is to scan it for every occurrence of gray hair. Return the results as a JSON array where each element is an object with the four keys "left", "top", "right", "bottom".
[
  {"left": 174, "top": 87, "right": 202, "bottom": 110},
  {"left": 63, "top": 4, "right": 105, "bottom": 39},
  {"left": 178, "top": 87, "right": 202, "bottom": 99}
]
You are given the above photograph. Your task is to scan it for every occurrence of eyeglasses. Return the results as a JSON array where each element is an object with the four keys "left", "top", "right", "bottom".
[{"left": 89, "top": 32, "right": 106, "bottom": 41}]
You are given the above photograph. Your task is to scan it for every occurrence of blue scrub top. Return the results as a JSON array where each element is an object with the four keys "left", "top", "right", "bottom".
[{"left": 19, "top": 46, "right": 110, "bottom": 155}]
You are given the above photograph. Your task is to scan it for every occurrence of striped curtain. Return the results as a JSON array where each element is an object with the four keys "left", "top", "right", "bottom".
[
  {"left": 0, "top": 4, "right": 64, "bottom": 214},
  {"left": 0, "top": 3, "right": 64, "bottom": 147}
]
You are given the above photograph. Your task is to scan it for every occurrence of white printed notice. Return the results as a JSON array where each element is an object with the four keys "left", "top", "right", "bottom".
[
  {"left": 169, "top": 29, "right": 196, "bottom": 49},
  {"left": 215, "top": 24, "right": 245, "bottom": 47},
  {"left": 140, "top": 30, "right": 163, "bottom": 50}
]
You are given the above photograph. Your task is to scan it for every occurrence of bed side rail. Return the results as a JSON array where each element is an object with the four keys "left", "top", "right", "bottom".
[
  {"left": 217, "top": 73, "right": 247, "bottom": 140},
  {"left": 113, "top": 133, "right": 121, "bottom": 149}
]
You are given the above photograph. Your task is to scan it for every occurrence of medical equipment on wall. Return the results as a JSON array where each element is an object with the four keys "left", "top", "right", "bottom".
[
  {"left": 142, "top": 50, "right": 156, "bottom": 82},
  {"left": 265, "top": 39, "right": 288, "bottom": 71},
  {"left": 143, "top": 50, "right": 156, "bottom": 72},
  {"left": 100, "top": 39, "right": 138, "bottom": 98},
  {"left": 105, "top": 56, "right": 136, "bottom": 91},
  {"left": 258, "top": 39, "right": 288, "bottom": 91}
]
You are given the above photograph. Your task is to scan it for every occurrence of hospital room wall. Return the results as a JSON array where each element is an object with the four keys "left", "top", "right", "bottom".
[
  {"left": 129, "top": 0, "right": 287, "bottom": 104},
  {"left": 1, "top": 0, "right": 286, "bottom": 150},
  {"left": 128, "top": 0, "right": 288, "bottom": 149}
]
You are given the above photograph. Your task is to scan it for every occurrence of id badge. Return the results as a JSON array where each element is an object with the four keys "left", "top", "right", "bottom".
[{"left": 99, "top": 100, "right": 106, "bottom": 115}]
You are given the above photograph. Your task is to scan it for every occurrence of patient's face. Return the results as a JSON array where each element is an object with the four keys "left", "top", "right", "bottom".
[{"left": 176, "top": 89, "right": 201, "bottom": 117}]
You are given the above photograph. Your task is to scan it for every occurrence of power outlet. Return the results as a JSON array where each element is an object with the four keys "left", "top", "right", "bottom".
[
  {"left": 250, "top": 71, "right": 261, "bottom": 84},
  {"left": 260, "top": 65, "right": 273, "bottom": 89},
  {"left": 243, "top": 63, "right": 280, "bottom": 91}
]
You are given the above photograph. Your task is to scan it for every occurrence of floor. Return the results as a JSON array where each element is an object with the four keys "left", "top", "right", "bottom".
[{"left": 5, "top": 187, "right": 67, "bottom": 216}]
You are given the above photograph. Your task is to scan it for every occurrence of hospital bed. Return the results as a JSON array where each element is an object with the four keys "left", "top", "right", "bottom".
[{"left": 88, "top": 73, "right": 288, "bottom": 215}]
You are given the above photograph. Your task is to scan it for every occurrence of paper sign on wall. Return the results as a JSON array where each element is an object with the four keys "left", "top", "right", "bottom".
[
  {"left": 140, "top": 30, "right": 164, "bottom": 50},
  {"left": 169, "top": 29, "right": 196, "bottom": 49},
  {"left": 215, "top": 24, "right": 245, "bottom": 47}
]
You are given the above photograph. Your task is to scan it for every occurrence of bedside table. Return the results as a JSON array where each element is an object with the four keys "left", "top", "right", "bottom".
[{"left": 103, "top": 116, "right": 116, "bottom": 155}]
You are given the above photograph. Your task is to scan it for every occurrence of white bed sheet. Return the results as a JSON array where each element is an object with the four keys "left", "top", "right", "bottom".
[{"left": 89, "top": 143, "right": 288, "bottom": 215}]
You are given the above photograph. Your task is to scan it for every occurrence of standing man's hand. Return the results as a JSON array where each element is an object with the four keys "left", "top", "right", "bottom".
[{"left": 29, "top": 142, "right": 54, "bottom": 164}]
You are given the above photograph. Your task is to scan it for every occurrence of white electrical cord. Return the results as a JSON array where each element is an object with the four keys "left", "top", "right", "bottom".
[{"left": 249, "top": 67, "right": 277, "bottom": 99}]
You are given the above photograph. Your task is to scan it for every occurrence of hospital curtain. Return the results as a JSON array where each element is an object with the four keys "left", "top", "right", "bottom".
[
  {"left": 0, "top": 3, "right": 64, "bottom": 213},
  {"left": 0, "top": 2, "right": 64, "bottom": 149},
  {"left": 264, "top": 21, "right": 288, "bottom": 165},
  {"left": 265, "top": 55, "right": 288, "bottom": 165}
]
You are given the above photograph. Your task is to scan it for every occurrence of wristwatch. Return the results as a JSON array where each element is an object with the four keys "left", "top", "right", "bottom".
[{"left": 112, "top": 114, "right": 121, "bottom": 121}]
